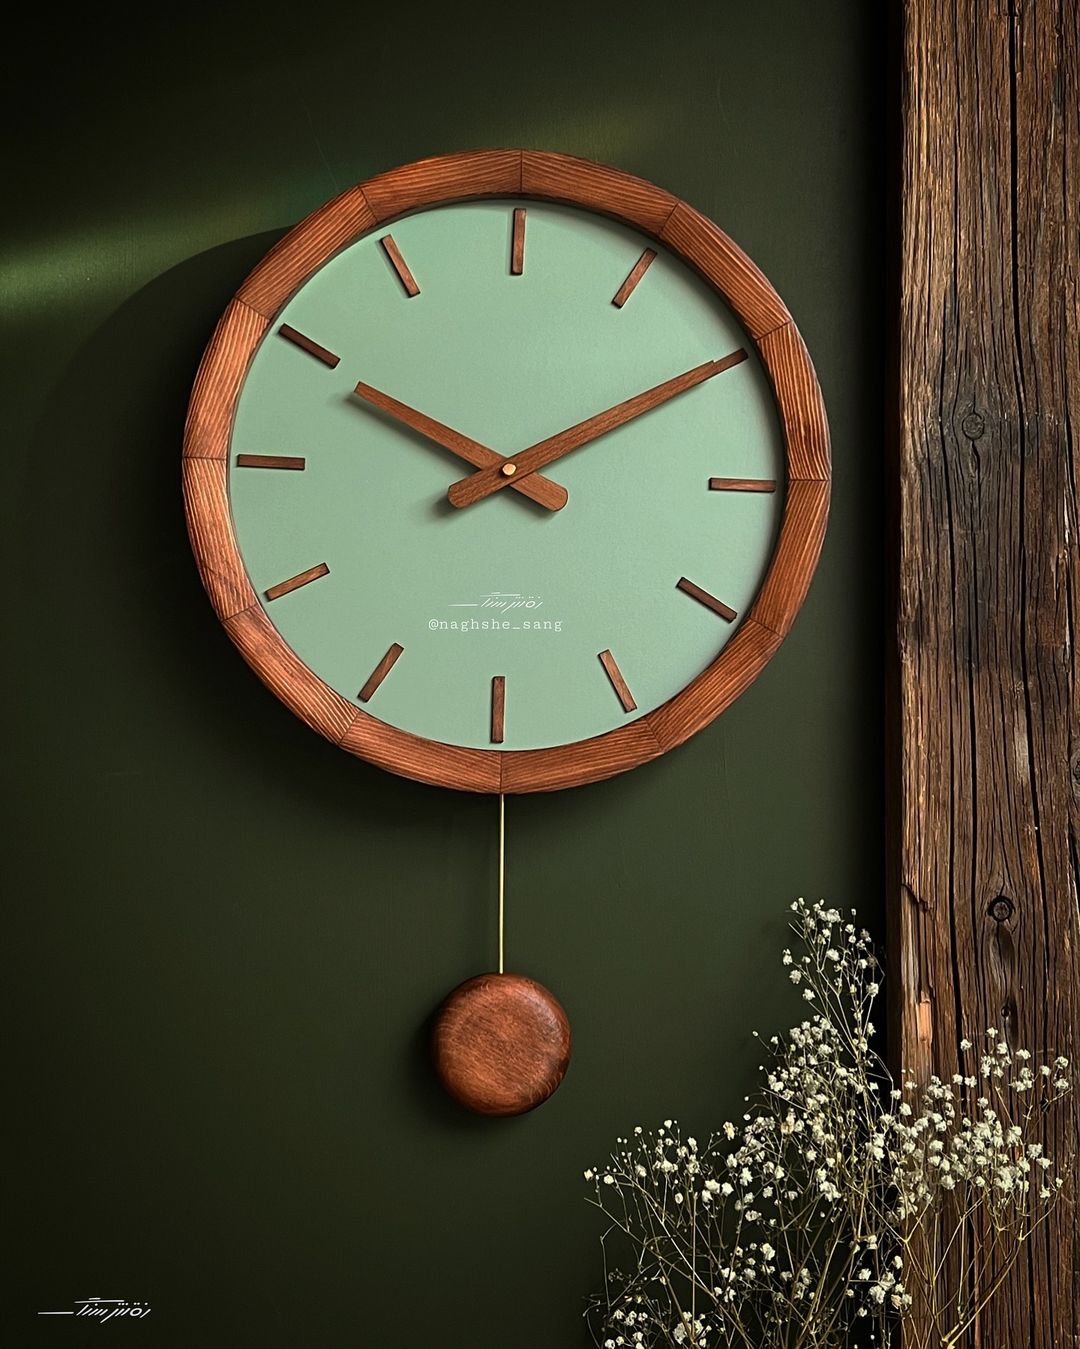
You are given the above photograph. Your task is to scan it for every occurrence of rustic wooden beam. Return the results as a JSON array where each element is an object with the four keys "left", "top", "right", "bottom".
[{"left": 894, "top": 1, "right": 1079, "bottom": 1344}]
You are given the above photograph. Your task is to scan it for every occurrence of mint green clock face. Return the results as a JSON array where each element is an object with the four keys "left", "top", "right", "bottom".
[{"left": 228, "top": 201, "right": 785, "bottom": 752}]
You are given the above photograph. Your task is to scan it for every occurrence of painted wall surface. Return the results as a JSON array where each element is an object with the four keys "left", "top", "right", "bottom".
[{"left": 3, "top": 4, "right": 882, "bottom": 1346}]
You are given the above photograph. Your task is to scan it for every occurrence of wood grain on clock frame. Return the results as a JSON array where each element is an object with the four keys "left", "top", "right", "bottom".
[{"left": 183, "top": 150, "right": 830, "bottom": 793}]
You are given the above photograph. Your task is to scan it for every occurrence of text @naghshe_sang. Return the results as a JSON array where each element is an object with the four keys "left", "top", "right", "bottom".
[{"left": 428, "top": 618, "right": 563, "bottom": 633}]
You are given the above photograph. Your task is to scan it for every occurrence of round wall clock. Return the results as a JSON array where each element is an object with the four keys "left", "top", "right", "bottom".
[
  {"left": 183, "top": 150, "right": 829, "bottom": 796},
  {"left": 183, "top": 151, "right": 829, "bottom": 1114}
]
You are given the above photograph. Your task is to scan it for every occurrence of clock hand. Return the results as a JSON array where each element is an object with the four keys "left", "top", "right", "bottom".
[
  {"left": 446, "top": 349, "right": 748, "bottom": 510},
  {"left": 352, "top": 381, "right": 568, "bottom": 512}
]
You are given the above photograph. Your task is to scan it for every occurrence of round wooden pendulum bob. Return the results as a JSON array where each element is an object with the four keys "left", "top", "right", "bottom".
[{"left": 432, "top": 973, "right": 572, "bottom": 1117}]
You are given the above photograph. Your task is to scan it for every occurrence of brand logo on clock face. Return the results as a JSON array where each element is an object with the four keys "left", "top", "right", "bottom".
[
  {"left": 449, "top": 591, "right": 544, "bottom": 612},
  {"left": 432, "top": 592, "right": 563, "bottom": 634}
]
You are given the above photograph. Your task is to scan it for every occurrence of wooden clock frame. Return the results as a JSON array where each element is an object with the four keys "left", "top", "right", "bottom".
[{"left": 182, "top": 150, "right": 830, "bottom": 793}]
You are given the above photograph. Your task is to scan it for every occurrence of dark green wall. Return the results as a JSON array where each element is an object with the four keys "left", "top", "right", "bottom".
[{"left": 4, "top": 4, "right": 882, "bottom": 1344}]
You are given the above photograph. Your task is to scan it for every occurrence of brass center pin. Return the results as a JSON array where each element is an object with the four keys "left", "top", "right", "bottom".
[{"left": 501, "top": 463, "right": 517, "bottom": 477}]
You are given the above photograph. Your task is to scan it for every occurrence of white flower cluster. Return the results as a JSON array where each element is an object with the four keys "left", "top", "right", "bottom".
[
  {"left": 886, "top": 1034, "right": 1068, "bottom": 1224},
  {"left": 584, "top": 899, "right": 1072, "bottom": 1349}
]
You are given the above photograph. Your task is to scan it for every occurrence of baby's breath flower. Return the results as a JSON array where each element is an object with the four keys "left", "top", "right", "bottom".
[{"left": 585, "top": 900, "right": 1072, "bottom": 1349}]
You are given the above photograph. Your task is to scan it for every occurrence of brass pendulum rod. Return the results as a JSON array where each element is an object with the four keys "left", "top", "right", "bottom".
[{"left": 498, "top": 792, "right": 506, "bottom": 975}]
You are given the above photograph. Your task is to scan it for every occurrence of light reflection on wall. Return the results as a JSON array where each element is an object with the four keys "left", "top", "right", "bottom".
[{"left": 1, "top": 97, "right": 673, "bottom": 322}]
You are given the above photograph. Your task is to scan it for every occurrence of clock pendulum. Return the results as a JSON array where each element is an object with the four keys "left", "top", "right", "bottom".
[
  {"left": 182, "top": 150, "right": 830, "bottom": 1114},
  {"left": 431, "top": 794, "right": 571, "bottom": 1116}
]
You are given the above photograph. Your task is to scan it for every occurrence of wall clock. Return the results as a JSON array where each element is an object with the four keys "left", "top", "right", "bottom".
[{"left": 183, "top": 150, "right": 830, "bottom": 1114}]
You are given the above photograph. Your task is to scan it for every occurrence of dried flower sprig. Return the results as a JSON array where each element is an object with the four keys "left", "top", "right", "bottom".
[{"left": 584, "top": 899, "right": 1071, "bottom": 1349}]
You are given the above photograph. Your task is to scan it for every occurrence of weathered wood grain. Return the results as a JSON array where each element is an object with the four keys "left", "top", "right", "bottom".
[{"left": 894, "top": 3, "right": 1079, "bottom": 1345}]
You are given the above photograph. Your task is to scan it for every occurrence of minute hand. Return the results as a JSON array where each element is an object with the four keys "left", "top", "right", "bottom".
[{"left": 446, "top": 349, "right": 747, "bottom": 510}]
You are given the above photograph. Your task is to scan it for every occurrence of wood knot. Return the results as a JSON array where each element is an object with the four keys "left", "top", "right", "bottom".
[
  {"left": 961, "top": 412, "right": 985, "bottom": 440},
  {"left": 988, "top": 895, "right": 1015, "bottom": 923}
]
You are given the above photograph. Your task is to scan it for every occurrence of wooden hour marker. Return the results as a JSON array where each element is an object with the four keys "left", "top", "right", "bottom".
[
  {"left": 491, "top": 676, "right": 506, "bottom": 744},
  {"left": 358, "top": 643, "right": 404, "bottom": 702},
  {"left": 598, "top": 649, "right": 637, "bottom": 712},
  {"left": 677, "top": 576, "right": 737, "bottom": 622},
  {"left": 709, "top": 477, "right": 777, "bottom": 493},
  {"left": 278, "top": 325, "right": 340, "bottom": 368},
  {"left": 265, "top": 562, "right": 330, "bottom": 601},
  {"left": 511, "top": 208, "right": 526, "bottom": 275},
  {"left": 612, "top": 248, "right": 657, "bottom": 308},
  {"left": 237, "top": 454, "right": 306, "bottom": 470},
  {"left": 380, "top": 235, "right": 420, "bottom": 297}
]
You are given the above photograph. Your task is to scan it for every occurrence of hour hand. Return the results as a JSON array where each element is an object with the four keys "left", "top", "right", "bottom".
[{"left": 352, "top": 381, "right": 568, "bottom": 512}]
